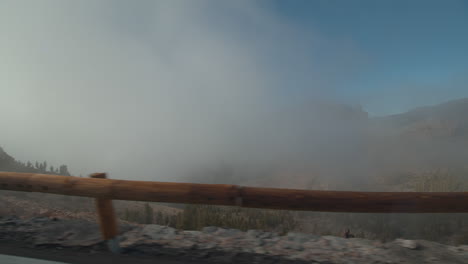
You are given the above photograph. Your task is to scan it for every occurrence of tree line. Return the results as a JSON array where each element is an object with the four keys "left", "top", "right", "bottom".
[{"left": 0, "top": 146, "right": 71, "bottom": 176}]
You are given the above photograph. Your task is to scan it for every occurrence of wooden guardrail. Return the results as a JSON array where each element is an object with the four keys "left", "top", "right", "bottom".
[
  {"left": 2, "top": 171, "right": 468, "bottom": 253},
  {"left": 1, "top": 172, "right": 468, "bottom": 213}
]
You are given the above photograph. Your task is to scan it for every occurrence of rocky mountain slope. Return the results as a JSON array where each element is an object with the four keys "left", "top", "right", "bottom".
[{"left": 373, "top": 98, "right": 468, "bottom": 135}]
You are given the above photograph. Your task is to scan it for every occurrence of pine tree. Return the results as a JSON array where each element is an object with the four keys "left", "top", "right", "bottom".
[{"left": 59, "top": 165, "right": 70, "bottom": 176}]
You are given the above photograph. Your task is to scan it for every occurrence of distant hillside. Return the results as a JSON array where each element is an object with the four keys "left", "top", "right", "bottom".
[
  {"left": 370, "top": 98, "right": 468, "bottom": 166},
  {"left": 365, "top": 98, "right": 468, "bottom": 190},
  {"left": 372, "top": 98, "right": 468, "bottom": 138}
]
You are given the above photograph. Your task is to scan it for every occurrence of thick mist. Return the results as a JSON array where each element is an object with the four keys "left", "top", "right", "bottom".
[{"left": 2, "top": 1, "right": 463, "bottom": 190}]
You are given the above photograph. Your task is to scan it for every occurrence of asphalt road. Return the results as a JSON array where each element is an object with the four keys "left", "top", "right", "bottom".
[
  {"left": 1, "top": 254, "right": 68, "bottom": 264},
  {"left": 0, "top": 240, "right": 208, "bottom": 264}
]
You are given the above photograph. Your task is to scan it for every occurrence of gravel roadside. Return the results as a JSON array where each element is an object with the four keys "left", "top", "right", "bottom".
[{"left": 0, "top": 216, "right": 467, "bottom": 264}]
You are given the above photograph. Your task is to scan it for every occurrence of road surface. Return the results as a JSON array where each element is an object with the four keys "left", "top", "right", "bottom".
[
  {"left": 0, "top": 240, "right": 206, "bottom": 264},
  {"left": 0, "top": 254, "right": 68, "bottom": 264}
]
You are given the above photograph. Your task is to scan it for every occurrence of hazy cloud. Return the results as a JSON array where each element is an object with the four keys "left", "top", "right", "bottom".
[{"left": 0, "top": 0, "right": 369, "bottom": 184}]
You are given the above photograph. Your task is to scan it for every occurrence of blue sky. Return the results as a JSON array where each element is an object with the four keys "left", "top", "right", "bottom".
[{"left": 269, "top": 0, "right": 468, "bottom": 116}]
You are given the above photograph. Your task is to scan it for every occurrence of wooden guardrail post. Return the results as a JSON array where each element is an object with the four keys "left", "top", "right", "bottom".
[{"left": 89, "top": 173, "right": 120, "bottom": 253}]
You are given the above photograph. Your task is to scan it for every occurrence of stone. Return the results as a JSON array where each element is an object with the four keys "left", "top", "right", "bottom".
[
  {"left": 30, "top": 217, "right": 51, "bottom": 223},
  {"left": 0, "top": 220, "right": 19, "bottom": 226},
  {"left": 258, "top": 232, "right": 276, "bottom": 239},
  {"left": 246, "top": 238, "right": 264, "bottom": 247},
  {"left": 283, "top": 242, "right": 304, "bottom": 251},
  {"left": 395, "top": 239, "right": 420, "bottom": 250},
  {"left": 184, "top": 230, "right": 202, "bottom": 236},
  {"left": 246, "top": 229, "right": 262, "bottom": 238},
  {"left": 141, "top": 225, "right": 177, "bottom": 240},
  {"left": 215, "top": 228, "right": 243, "bottom": 237},
  {"left": 286, "top": 232, "right": 318, "bottom": 243},
  {"left": 3, "top": 215, "right": 468, "bottom": 264},
  {"left": 201, "top": 226, "right": 218, "bottom": 233},
  {"left": 200, "top": 242, "right": 217, "bottom": 249}
]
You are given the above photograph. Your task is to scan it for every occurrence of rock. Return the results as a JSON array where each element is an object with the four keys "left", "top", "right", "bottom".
[
  {"left": 252, "top": 246, "right": 266, "bottom": 254},
  {"left": 0, "top": 220, "right": 19, "bottom": 226},
  {"left": 33, "top": 219, "right": 102, "bottom": 247},
  {"left": 184, "top": 230, "right": 201, "bottom": 236},
  {"left": 283, "top": 242, "right": 304, "bottom": 251},
  {"left": 201, "top": 226, "right": 218, "bottom": 233},
  {"left": 244, "top": 238, "right": 264, "bottom": 247},
  {"left": 215, "top": 228, "right": 243, "bottom": 237},
  {"left": 258, "top": 232, "right": 276, "bottom": 239},
  {"left": 199, "top": 242, "right": 217, "bottom": 249},
  {"left": 4, "top": 215, "right": 20, "bottom": 221},
  {"left": 395, "top": 239, "right": 420, "bottom": 250},
  {"left": 141, "top": 225, "right": 177, "bottom": 240},
  {"left": 30, "top": 217, "right": 51, "bottom": 223},
  {"left": 3, "top": 215, "right": 468, "bottom": 264},
  {"left": 286, "top": 232, "right": 318, "bottom": 243},
  {"left": 246, "top": 229, "right": 262, "bottom": 238}
]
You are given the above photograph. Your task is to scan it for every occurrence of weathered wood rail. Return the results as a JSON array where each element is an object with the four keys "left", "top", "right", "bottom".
[{"left": 1, "top": 172, "right": 467, "bottom": 213}]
